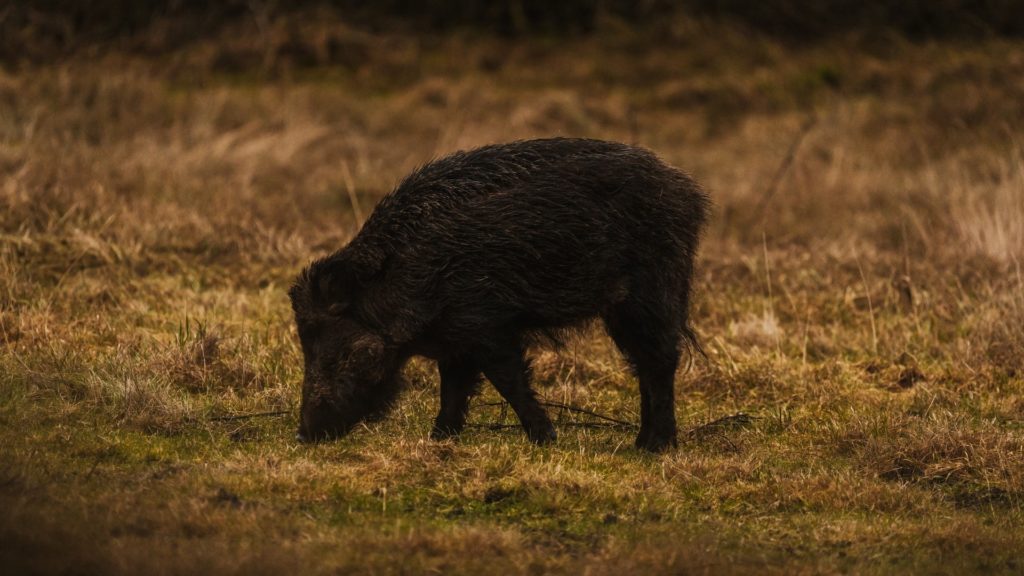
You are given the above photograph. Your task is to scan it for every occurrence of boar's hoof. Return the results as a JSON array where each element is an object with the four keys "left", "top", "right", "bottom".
[
  {"left": 526, "top": 422, "right": 557, "bottom": 445},
  {"left": 636, "top": 433, "right": 678, "bottom": 453}
]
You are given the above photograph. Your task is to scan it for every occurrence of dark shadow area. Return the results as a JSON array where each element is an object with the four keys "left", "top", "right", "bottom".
[{"left": 4, "top": 0, "right": 1024, "bottom": 64}]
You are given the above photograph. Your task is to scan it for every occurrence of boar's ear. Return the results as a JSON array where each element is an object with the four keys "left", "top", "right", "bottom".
[
  {"left": 312, "top": 261, "right": 357, "bottom": 310},
  {"left": 310, "top": 255, "right": 382, "bottom": 310}
]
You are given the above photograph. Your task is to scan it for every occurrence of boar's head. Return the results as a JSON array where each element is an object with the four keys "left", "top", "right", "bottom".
[{"left": 289, "top": 254, "right": 402, "bottom": 442}]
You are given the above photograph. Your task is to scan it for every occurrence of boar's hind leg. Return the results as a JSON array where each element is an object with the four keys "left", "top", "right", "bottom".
[
  {"left": 479, "top": 341, "right": 557, "bottom": 445},
  {"left": 603, "top": 302, "right": 682, "bottom": 452},
  {"left": 431, "top": 357, "right": 481, "bottom": 440}
]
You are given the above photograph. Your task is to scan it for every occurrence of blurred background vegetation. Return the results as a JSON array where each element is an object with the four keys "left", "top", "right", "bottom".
[{"left": 5, "top": 0, "right": 1024, "bottom": 64}]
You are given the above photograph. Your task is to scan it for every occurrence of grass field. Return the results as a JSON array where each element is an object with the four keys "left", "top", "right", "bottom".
[{"left": 2, "top": 13, "right": 1024, "bottom": 574}]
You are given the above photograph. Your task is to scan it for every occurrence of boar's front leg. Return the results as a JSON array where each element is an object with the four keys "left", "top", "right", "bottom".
[
  {"left": 480, "top": 340, "right": 557, "bottom": 445},
  {"left": 431, "top": 356, "right": 481, "bottom": 440}
]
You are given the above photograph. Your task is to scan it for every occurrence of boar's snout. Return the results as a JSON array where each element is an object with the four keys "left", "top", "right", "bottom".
[{"left": 297, "top": 395, "right": 355, "bottom": 443}]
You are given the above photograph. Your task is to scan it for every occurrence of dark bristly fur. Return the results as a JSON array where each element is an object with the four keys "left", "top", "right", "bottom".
[{"left": 289, "top": 138, "right": 710, "bottom": 452}]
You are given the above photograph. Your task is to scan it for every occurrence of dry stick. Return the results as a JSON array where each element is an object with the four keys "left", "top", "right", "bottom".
[
  {"left": 477, "top": 400, "right": 636, "bottom": 428},
  {"left": 800, "top": 306, "right": 811, "bottom": 368},
  {"left": 475, "top": 401, "right": 756, "bottom": 441},
  {"left": 762, "top": 231, "right": 781, "bottom": 359},
  {"left": 753, "top": 115, "right": 817, "bottom": 222},
  {"left": 206, "top": 405, "right": 756, "bottom": 446},
  {"left": 208, "top": 410, "right": 290, "bottom": 422},
  {"left": 339, "top": 159, "right": 364, "bottom": 227},
  {"left": 468, "top": 422, "right": 627, "bottom": 431},
  {"left": 854, "top": 250, "right": 879, "bottom": 355},
  {"left": 540, "top": 401, "right": 635, "bottom": 428}
]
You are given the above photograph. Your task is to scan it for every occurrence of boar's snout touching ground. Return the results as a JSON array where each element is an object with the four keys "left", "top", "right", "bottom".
[
  {"left": 290, "top": 273, "right": 403, "bottom": 442},
  {"left": 289, "top": 137, "right": 710, "bottom": 452}
]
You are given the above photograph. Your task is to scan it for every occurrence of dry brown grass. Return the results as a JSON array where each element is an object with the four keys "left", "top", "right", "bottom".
[{"left": 2, "top": 13, "right": 1023, "bottom": 574}]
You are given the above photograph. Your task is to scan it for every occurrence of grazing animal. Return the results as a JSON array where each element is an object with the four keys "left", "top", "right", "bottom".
[{"left": 289, "top": 138, "right": 709, "bottom": 451}]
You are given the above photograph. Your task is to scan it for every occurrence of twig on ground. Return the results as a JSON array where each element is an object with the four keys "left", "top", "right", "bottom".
[
  {"left": 477, "top": 400, "right": 637, "bottom": 429},
  {"left": 475, "top": 401, "right": 756, "bottom": 442},
  {"left": 207, "top": 410, "right": 290, "bottom": 422},
  {"left": 467, "top": 421, "right": 632, "bottom": 431},
  {"left": 205, "top": 404, "right": 755, "bottom": 444}
]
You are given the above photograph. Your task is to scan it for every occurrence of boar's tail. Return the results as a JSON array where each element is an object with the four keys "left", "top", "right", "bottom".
[{"left": 680, "top": 323, "right": 708, "bottom": 367}]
